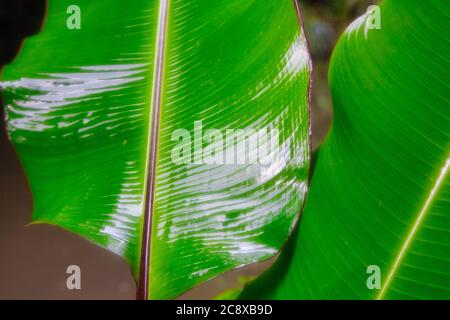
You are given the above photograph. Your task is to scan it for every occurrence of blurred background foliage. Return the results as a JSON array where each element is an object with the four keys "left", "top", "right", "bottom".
[{"left": 302, "top": 0, "right": 378, "bottom": 147}]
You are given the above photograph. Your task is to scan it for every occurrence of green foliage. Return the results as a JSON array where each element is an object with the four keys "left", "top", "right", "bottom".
[
  {"left": 241, "top": 0, "right": 450, "bottom": 299},
  {"left": 2, "top": 0, "right": 448, "bottom": 300},
  {"left": 0, "top": 0, "right": 311, "bottom": 299}
]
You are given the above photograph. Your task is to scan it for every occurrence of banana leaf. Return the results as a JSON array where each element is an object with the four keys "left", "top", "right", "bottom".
[
  {"left": 240, "top": 0, "right": 450, "bottom": 299},
  {"left": 0, "top": 0, "right": 311, "bottom": 299}
]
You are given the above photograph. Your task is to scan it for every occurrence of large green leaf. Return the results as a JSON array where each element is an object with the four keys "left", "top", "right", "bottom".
[
  {"left": 0, "top": 0, "right": 311, "bottom": 299},
  {"left": 241, "top": 0, "right": 450, "bottom": 299}
]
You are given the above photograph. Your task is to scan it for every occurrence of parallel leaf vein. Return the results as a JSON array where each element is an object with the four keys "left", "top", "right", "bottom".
[{"left": 377, "top": 154, "right": 450, "bottom": 299}]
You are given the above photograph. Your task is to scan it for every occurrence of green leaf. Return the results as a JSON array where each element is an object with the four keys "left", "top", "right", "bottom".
[
  {"left": 0, "top": 0, "right": 311, "bottom": 299},
  {"left": 240, "top": 0, "right": 450, "bottom": 299}
]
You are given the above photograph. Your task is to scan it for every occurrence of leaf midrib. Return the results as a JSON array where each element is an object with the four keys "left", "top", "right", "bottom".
[
  {"left": 138, "top": 0, "right": 170, "bottom": 300},
  {"left": 377, "top": 154, "right": 450, "bottom": 299}
]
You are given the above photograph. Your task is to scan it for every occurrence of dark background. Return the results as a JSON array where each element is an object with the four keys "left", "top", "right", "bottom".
[{"left": 0, "top": 0, "right": 376, "bottom": 299}]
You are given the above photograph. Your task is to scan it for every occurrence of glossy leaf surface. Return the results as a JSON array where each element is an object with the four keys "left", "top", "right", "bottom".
[
  {"left": 0, "top": 0, "right": 311, "bottom": 299},
  {"left": 241, "top": 0, "right": 450, "bottom": 299}
]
